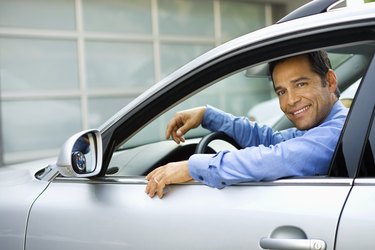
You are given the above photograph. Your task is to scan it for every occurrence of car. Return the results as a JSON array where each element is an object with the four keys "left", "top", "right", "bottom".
[{"left": 1, "top": 0, "right": 375, "bottom": 249}]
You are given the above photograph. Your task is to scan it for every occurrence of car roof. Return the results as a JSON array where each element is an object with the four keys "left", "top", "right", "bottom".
[{"left": 277, "top": 0, "right": 343, "bottom": 23}]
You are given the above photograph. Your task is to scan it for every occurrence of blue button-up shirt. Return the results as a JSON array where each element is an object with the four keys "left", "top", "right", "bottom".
[{"left": 188, "top": 101, "right": 348, "bottom": 189}]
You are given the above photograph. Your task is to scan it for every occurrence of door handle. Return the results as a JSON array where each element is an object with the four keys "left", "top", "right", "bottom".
[{"left": 259, "top": 237, "right": 326, "bottom": 250}]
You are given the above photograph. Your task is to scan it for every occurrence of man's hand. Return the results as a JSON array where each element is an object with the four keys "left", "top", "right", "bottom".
[
  {"left": 145, "top": 161, "right": 192, "bottom": 198},
  {"left": 166, "top": 107, "right": 206, "bottom": 144}
]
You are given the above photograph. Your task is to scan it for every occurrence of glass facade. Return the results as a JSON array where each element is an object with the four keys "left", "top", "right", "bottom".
[{"left": 0, "top": 0, "right": 291, "bottom": 165}]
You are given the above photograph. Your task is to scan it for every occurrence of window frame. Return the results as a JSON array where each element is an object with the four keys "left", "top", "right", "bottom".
[{"left": 330, "top": 53, "right": 375, "bottom": 178}]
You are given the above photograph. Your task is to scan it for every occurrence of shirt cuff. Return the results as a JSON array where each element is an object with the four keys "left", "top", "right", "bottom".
[
  {"left": 188, "top": 153, "right": 226, "bottom": 189},
  {"left": 202, "top": 105, "right": 223, "bottom": 130}
]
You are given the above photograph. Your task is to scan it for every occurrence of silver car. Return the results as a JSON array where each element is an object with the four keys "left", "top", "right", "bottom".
[{"left": 1, "top": 1, "right": 375, "bottom": 249}]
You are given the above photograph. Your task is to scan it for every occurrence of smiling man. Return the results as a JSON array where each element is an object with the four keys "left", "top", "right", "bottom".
[
  {"left": 145, "top": 51, "right": 348, "bottom": 199},
  {"left": 272, "top": 52, "right": 340, "bottom": 130}
]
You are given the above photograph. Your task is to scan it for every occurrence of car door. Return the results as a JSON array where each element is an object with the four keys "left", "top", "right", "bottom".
[
  {"left": 25, "top": 177, "right": 352, "bottom": 250},
  {"left": 334, "top": 52, "right": 375, "bottom": 250}
]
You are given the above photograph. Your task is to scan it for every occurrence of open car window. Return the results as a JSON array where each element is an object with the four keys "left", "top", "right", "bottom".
[{"left": 107, "top": 42, "right": 375, "bottom": 177}]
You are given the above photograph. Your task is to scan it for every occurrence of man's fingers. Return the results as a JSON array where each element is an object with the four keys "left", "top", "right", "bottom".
[
  {"left": 145, "top": 168, "right": 158, "bottom": 181},
  {"left": 145, "top": 179, "right": 157, "bottom": 198},
  {"left": 166, "top": 114, "right": 189, "bottom": 144},
  {"left": 145, "top": 161, "right": 191, "bottom": 199},
  {"left": 145, "top": 169, "right": 169, "bottom": 199},
  {"left": 156, "top": 179, "right": 167, "bottom": 198},
  {"left": 171, "top": 130, "right": 181, "bottom": 144},
  {"left": 145, "top": 168, "right": 163, "bottom": 198},
  {"left": 175, "top": 122, "right": 191, "bottom": 137},
  {"left": 165, "top": 124, "right": 174, "bottom": 140},
  {"left": 166, "top": 115, "right": 183, "bottom": 136},
  {"left": 171, "top": 125, "right": 190, "bottom": 144},
  {"left": 167, "top": 126, "right": 183, "bottom": 144}
]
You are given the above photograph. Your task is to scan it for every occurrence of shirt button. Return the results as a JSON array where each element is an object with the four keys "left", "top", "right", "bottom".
[{"left": 199, "top": 176, "right": 204, "bottom": 181}]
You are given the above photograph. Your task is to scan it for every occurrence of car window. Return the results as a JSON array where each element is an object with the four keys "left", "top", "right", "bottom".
[
  {"left": 358, "top": 112, "right": 375, "bottom": 177},
  {"left": 108, "top": 70, "right": 275, "bottom": 176},
  {"left": 126, "top": 70, "right": 274, "bottom": 147},
  {"left": 107, "top": 42, "right": 375, "bottom": 177}
]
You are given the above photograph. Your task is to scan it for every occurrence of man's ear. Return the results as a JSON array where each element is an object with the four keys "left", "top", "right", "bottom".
[{"left": 326, "top": 69, "right": 337, "bottom": 93}]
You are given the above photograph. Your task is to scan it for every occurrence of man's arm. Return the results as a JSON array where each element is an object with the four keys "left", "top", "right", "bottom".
[
  {"left": 189, "top": 101, "right": 348, "bottom": 188},
  {"left": 188, "top": 121, "right": 342, "bottom": 188},
  {"left": 202, "top": 105, "right": 287, "bottom": 148}
]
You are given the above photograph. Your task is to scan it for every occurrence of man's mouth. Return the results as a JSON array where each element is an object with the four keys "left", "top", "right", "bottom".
[{"left": 291, "top": 105, "right": 311, "bottom": 116}]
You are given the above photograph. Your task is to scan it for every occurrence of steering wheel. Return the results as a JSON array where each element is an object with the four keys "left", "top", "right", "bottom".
[{"left": 195, "top": 131, "right": 241, "bottom": 154}]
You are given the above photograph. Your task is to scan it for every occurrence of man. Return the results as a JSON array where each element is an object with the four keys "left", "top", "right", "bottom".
[{"left": 145, "top": 51, "right": 348, "bottom": 199}]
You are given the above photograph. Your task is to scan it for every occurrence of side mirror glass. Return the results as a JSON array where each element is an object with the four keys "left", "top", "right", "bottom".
[{"left": 56, "top": 129, "right": 102, "bottom": 177}]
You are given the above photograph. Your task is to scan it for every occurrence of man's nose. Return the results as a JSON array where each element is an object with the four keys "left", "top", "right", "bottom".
[{"left": 287, "top": 91, "right": 301, "bottom": 106}]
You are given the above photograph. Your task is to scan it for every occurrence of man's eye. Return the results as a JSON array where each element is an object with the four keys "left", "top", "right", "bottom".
[
  {"left": 297, "top": 82, "right": 307, "bottom": 87},
  {"left": 277, "top": 90, "right": 285, "bottom": 96}
]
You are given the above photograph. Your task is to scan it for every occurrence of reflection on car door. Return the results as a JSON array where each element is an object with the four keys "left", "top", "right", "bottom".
[{"left": 25, "top": 177, "right": 352, "bottom": 250}]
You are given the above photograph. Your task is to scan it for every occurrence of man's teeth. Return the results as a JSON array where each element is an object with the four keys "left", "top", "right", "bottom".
[{"left": 294, "top": 106, "right": 309, "bottom": 115}]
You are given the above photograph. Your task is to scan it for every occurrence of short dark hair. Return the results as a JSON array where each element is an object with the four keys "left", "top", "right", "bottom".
[{"left": 268, "top": 51, "right": 340, "bottom": 98}]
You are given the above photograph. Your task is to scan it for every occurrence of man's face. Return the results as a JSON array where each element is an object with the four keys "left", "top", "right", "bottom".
[{"left": 273, "top": 55, "right": 337, "bottom": 130}]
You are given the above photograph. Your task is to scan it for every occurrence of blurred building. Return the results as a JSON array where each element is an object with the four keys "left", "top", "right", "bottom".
[{"left": 0, "top": 0, "right": 308, "bottom": 165}]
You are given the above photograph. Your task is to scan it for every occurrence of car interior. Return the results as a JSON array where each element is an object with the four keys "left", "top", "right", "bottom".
[{"left": 106, "top": 42, "right": 375, "bottom": 177}]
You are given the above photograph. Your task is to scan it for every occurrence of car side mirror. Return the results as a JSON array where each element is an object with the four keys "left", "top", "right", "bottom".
[{"left": 56, "top": 129, "right": 102, "bottom": 177}]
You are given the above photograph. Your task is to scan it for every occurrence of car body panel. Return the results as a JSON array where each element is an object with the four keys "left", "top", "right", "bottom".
[
  {"left": 26, "top": 178, "right": 352, "bottom": 250},
  {"left": 336, "top": 180, "right": 375, "bottom": 250},
  {"left": 0, "top": 159, "right": 52, "bottom": 250}
]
